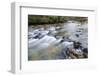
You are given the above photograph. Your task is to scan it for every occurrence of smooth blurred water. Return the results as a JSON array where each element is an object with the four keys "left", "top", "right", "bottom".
[{"left": 28, "top": 21, "right": 88, "bottom": 60}]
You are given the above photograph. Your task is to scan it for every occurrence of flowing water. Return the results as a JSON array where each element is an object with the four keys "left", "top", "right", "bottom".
[{"left": 28, "top": 21, "right": 88, "bottom": 60}]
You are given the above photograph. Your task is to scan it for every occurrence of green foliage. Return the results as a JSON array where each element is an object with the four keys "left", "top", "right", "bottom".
[{"left": 28, "top": 15, "right": 87, "bottom": 25}]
